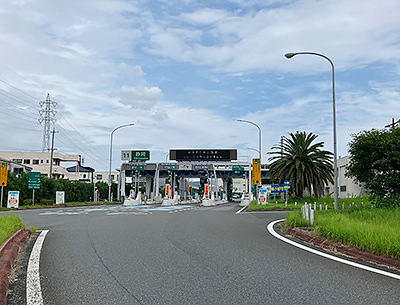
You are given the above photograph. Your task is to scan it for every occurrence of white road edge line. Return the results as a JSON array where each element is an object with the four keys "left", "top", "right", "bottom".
[
  {"left": 27, "top": 230, "right": 49, "bottom": 305},
  {"left": 267, "top": 219, "right": 400, "bottom": 280},
  {"left": 236, "top": 206, "right": 247, "bottom": 214}
]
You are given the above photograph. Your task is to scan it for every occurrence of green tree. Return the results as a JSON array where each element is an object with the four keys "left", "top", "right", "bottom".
[
  {"left": 346, "top": 128, "right": 400, "bottom": 207},
  {"left": 268, "top": 131, "right": 334, "bottom": 198}
]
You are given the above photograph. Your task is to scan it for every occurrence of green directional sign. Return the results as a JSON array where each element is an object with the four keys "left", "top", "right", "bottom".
[
  {"left": 131, "top": 150, "right": 150, "bottom": 161},
  {"left": 232, "top": 166, "right": 244, "bottom": 171},
  {"left": 28, "top": 172, "right": 41, "bottom": 190}
]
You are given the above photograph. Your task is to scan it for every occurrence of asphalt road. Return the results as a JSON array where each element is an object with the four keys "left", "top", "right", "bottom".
[{"left": 5, "top": 204, "right": 400, "bottom": 304}]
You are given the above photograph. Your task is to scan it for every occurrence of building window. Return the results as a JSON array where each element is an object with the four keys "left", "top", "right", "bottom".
[
  {"left": 41, "top": 160, "right": 43, "bottom": 163},
  {"left": 13, "top": 168, "right": 23, "bottom": 174},
  {"left": 33, "top": 160, "right": 39, "bottom": 165},
  {"left": 340, "top": 185, "right": 346, "bottom": 192},
  {"left": 97, "top": 174, "right": 102, "bottom": 180},
  {"left": 111, "top": 175, "right": 114, "bottom": 180},
  {"left": 12, "top": 159, "right": 22, "bottom": 163},
  {"left": 46, "top": 160, "right": 49, "bottom": 163},
  {"left": 23, "top": 159, "right": 30, "bottom": 164},
  {"left": 83, "top": 174, "right": 86, "bottom": 179}
]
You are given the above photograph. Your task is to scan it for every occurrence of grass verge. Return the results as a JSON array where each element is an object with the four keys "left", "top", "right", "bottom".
[
  {"left": 248, "top": 196, "right": 371, "bottom": 211},
  {"left": 0, "top": 214, "right": 26, "bottom": 245},
  {"left": 286, "top": 208, "right": 400, "bottom": 259}
]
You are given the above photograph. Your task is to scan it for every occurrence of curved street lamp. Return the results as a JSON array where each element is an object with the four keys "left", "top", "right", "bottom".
[
  {"left": 284, "top": 52, "right": 338, "bottom": 210},
  {"left": 236, "top": 119, "right": 262, "bottom": 161},
  {"left": 108, "top": 123, "right": 135, "bottom": 202}
]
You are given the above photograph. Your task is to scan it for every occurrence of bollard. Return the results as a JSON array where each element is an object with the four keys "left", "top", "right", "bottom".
[
  {"left": 342, "top": 202, "right": 345, "bottom": 210},
  {"left": 285, "top": 201, "right": 287, "bottom": 207},
  {"left": 314, "top": 202, "right": 316, "bottom": 210},
  {"left": 325, "top": 205, "right": 328, "bottom": 210},
  {"left": 310, "top": 209, "right": 314, "bottom": 225},
  {"left": 275, "top": 201, "right": 278, "bottom": 207},
  {"left": 305, "top": 205, "right": 310, "bottom": 221},
  {"left": 320, "top": 204, "right": 322, "bottom": 211},
  {"left": 295, "top": 201, "right": 297, "bottom": 207}
]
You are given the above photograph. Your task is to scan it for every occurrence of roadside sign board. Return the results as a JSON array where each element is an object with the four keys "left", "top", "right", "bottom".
[
  {"left": 56, "top": 191, "right": 65, "bottom": 204},
  {"left": 252, "top": 158, "right": 261, "bottom": 185},
  {"left": 0, "top": 162, "right": 8, "bottom": 187},
  {"left": 284, "top": 180, "right": 291, "bottom": 186},
  {"left": 28, "top": 172, "right": 41, "bottom": 189},
  {"left": 7, "top": 191, "right": 19, "bottom": 208},
  {"left": 131, "top": 150, "right": 150, "bottom": 161},
  {"left": 271, "top": 185, "right": 286, "bottom": 194}
]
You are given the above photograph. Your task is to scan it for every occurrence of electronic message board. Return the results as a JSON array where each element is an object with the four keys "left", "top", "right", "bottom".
[{"left": 170, "top": 149, "right": 237, "bottom": 161}]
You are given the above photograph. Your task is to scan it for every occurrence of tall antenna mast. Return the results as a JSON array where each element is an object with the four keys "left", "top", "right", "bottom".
[{"left": 39, "top": 93, "right": 57, "bottom": 152}]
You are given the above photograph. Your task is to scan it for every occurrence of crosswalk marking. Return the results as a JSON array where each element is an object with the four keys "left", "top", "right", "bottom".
[{"left": 39, "top": 205, "right": 197, "bottom": 216}]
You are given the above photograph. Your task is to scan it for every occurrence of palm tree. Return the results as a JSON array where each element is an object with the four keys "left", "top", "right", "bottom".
[{"left": 268, "top": 131, "right": 334, "bottom": 198}]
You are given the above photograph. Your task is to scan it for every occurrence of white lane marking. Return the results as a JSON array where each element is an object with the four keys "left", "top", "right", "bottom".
[
  {"left": 27, "top": 230, "right": 49, "bottom": 305},
  {"left": 236, "top": 206, "right": 247, "bottom": 214},
  {"left": 267, "top": 219, "right": 400, "bottom": 280}
]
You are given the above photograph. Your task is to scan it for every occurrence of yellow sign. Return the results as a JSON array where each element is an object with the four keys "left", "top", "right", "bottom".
[
  {"left": 252, "top": 158, "right": 261, "bottom": 185},
  {"left": 0, "top": 162, "right": 8, "bottom": 187}
]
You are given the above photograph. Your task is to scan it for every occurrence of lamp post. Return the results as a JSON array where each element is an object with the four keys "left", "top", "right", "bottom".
[
  {"left": 236, "top": 120, "right": 261, "bottom": 161},
  {"left": 284, "top": 52, "right": 338, "bottom": 210},
  {"left": 108, "top": 123, "right": 135, "bottom": 202},
  {"left": 237, "top": 119, "right": 262, "bottom": 205}
]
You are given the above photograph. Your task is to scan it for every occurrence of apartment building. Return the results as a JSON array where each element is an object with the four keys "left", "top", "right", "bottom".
[{"left": 0, "top": 151, "right": 81, "bottom": 180}]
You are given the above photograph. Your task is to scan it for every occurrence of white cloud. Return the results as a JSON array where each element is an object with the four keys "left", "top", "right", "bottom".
[{"left": 110, "top": 86, "right": 163, "bottom": 109}]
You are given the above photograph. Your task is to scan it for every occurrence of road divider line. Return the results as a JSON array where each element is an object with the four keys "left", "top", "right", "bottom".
[
  {"left": 267, "top": 219, "right": 400, "bottom": 280},
  {"left": 27, "top": 230, "right": 49, "bottom": 305},
  {"left": 236, "top": 206, "right": 247, "bottom": 214}
]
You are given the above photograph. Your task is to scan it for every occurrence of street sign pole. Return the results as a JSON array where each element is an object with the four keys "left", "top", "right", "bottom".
[
  {"left": 0, "top": 186, "right": 3, "bottom": 208},
  {"left": 33, "top": 189, "right": 35, "bottom": 205}
]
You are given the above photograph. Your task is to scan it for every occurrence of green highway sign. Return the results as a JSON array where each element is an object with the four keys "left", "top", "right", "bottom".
[
  {"left": 232, "top": 166, "right": 244, "bottom": 171},
  {"left": 131, "top": 150, "right": 150, "bottom": 161},
  {"left": 28, "top": 172, "right": 41, "bottom": 190}
]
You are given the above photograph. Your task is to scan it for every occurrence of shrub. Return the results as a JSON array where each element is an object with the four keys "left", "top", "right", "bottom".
[{"left": 40, "top": 199, "right": 54, "bottom": 205}]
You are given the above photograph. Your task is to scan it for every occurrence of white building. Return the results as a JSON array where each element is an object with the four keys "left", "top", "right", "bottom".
[
  {"left": 94, "top": 171, "right": 119, "bottom": 184},
  {"left": 325, "top": 156, "right": 366, "bottom": 198},
  {"left": 0, "top": 157, "right": 32, "bottom": 174},
  {"left": 0, "top": 151, "right": 81, "bottom": 180}
]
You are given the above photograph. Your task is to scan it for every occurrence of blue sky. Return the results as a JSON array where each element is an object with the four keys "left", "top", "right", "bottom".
[{"left": 1, "top": 0, "right": 399, "bottom": 171}]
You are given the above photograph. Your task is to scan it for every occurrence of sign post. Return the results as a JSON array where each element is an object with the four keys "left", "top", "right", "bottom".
[
  {"left": 252, "top": 158, "right": 261, "bottom": 205},
  {"left": 28, "top": 172, "right": 41, "bottom": 205},
  {"left": 0, "top": 162, "right": 8, "bottom": 208}
]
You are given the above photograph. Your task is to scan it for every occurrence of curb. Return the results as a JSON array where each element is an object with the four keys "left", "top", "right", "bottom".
[
  {"left": 285, "top": 226, "right": 400, "bottom": 270},
  {"left": 0, "top": 228, "right": 31, "bottom": 305}
]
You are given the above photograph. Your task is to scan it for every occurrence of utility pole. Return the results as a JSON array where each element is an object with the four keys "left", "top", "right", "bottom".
[
  {"left": 49, "top": 128, "right": 58, "bottom": 178},
  {"left": 385, "top": 118, "right": 400, "bottom": 130},
  {"left": 39, "top": 93, "right": 57, "bottom": 152}
]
